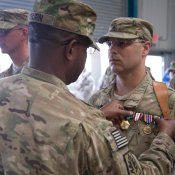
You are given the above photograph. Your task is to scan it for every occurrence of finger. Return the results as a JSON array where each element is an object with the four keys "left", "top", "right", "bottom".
[
  {"left": 118, "top": 109, "right": 133, "bottom": 116},
  {"left": 118, "top": 105, "right": 124, "bottom": 110}
]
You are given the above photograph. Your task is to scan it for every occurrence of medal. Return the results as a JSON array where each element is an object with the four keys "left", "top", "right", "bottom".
[
  {"left": 120, "top": 120, "right": 130, "bottom": 130},
  {"left": 143, "top": 125, "right": 152, "bottom": 135}
]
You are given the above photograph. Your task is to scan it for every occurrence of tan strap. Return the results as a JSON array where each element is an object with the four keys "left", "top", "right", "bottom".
[{"left": 153, "top": 81, "right": 170, "bottom": 119}]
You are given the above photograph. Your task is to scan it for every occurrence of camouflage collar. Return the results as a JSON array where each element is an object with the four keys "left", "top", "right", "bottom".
[
  {"left": 113, "top": 73, "right": 153, "bottom": 109},
  {"left": 21, "top": 66, "right": 68, "bottom": 90}
]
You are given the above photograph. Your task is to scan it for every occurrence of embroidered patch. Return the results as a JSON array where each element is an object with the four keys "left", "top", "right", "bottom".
[
  {"left": 111, "top": 129, "right": 128, "bottom": 149},
  {"left": 29, "top": 12, "right": 55, "bottom": 26},
  {"left": 124, "top": 151, "right": 142, "bottom": 175}
]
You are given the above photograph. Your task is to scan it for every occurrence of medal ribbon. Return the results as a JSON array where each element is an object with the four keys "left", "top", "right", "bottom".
[{"left": 127, "top": 112, "right": 161, "bottom": 124}]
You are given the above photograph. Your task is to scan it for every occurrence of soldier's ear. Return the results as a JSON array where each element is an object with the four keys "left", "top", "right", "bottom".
[
  {"left": 142, "top": 41, "right": 151, "bottom": 57},
  {"left": 64, "top": 39, "right": 77, "bottom": 61},
  {"left": 20, "top": 27, "right": 28, "bottom": 40}
]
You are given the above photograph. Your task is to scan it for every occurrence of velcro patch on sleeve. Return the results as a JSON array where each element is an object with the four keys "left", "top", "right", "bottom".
[{"left": 123, "top": 151, "right": 142, "bottom": 175}]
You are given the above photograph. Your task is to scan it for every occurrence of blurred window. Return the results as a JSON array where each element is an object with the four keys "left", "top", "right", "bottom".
[{"left": 0, "top": 49, "right": 12, "bottom": 73}]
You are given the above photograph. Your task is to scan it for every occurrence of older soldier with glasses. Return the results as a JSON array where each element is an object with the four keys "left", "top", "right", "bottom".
[
  {"left": 0, "top": 9, "right": 29, "bottom": 78},
  {"left": 0, "top": 1, "right": 174, "bottom": 175}
]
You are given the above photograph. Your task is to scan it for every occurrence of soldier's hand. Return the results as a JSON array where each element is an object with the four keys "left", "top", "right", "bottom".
[
  {"left": 155, "top": 118, "right": 175, "bottom": 141},
  {"left": 100, "top": 100, "right": 133, "bottom": 125}
]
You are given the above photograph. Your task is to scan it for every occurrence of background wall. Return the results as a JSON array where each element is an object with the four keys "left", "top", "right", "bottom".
[
  {"left": 138, "top": 0, "right": 175, "bottom": 53},
  {"left": 138, "top": 0, "right": 175, "bottom": 74},
  {"left": 0, "top": 0, "right": 35, "bottom": 10}
]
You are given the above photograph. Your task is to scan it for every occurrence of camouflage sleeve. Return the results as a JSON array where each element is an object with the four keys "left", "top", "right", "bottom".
[
  {"left": 88, "top": 92, "right": 101, "bottom": 108},
  {"left": 79, "top": 122, "right": 175, "bottom": 175},
  {"left": 138, "top": 132, "right": 175, "bottom": 174},
  {"left": 88, "top": 90, "right": 111, "bottom": 109}
]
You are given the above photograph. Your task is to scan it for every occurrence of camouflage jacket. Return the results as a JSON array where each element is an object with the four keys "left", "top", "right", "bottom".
[
  {"left": 0, "top": 67, "right": 174, "bottom": 175},
  {"left": 0, "top": 62, "right": 28, "bottom": 79},
  {"left": 89, "top": 73, "right": 175, "bottom": 157},
  {"left": 99, "top": 66, "right": 154, "bottom": 90}
]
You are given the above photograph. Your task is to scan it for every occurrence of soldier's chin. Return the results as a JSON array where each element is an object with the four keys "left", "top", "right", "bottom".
[{"left": 111, "top": 66, "right": 118, "bottom": 73}]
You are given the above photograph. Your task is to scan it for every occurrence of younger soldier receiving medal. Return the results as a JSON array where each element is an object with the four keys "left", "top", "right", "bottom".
[{"left": 89, "top": 17, "right": 175, "bottom": 158}]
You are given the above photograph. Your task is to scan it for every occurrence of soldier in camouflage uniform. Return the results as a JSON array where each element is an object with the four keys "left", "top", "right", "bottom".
[
  {"left": 89, "top": 17, "right": 175, "bottom": 158},
  {"left": 0, "top": 1, "right": 175, "bottom": 174},
  {"left": 170, "top": 75, "right": 175, "bottom": 89},
  {"left": 0, "top": 9, "right": 29, "bottom": 78},
  {"left": 169, "top": 61, "right": 175, "bottom": 89},
  {"left": 68, "top": 68, "right": 95, "bottom": 102}
]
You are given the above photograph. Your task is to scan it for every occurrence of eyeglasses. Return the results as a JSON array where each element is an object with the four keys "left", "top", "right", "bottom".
[
  {"left": 106, "top": 39, "right": 145, "bottom": 48},
  {"left": 0, "top": 28, "right": 23, "bottom": 37},
  {"left": 61, "top": 39, "right": 97, "bottom": 54}
]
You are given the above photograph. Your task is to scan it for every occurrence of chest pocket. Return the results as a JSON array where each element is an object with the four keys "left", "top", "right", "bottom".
[{"left": 126, "top": 120, "right": 157, "bottom": 158}]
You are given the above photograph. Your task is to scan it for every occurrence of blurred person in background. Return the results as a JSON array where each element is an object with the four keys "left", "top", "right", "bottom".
[
  {"left": 168, "top": 61, "right": 175, "bottom": 88},
  {"left": 98, "top": 66, "right": 115, "bottom": 89},
  {"left": 0, "top": 9, "right": 29, "bottom": 78},
  {"left": 68, "top": 68, "right": 95, "bottom": 102},
  {"left": 162, "top": 61, "right": 175, "bottom": 86}
]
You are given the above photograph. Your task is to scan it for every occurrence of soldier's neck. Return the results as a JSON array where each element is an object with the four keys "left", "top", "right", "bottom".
[
  {"left": 115, "top": 71, "right": 146, "bottom": 96},
  {"left": 9, "top": 50, "right": 28, "bottom": 67}
]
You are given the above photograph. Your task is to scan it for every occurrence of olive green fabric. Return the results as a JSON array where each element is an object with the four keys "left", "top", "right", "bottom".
[
  {"left": 89, "top": 73, "right": 175, "bottom": 157},
  {"left": 0, "top": 67, "right": 174, "bottom": 174},
  {"left": 0, "top": 9, "right": 29, "bottom": 29},
  {"left": 98, "top": 17, "right": 153, "bottom": 43},
  {"left": 0, "top": 61, "right": 28, "bottom": 79},
  {"left": 28, "top": 0, "right": 99, "bottom": 50}
]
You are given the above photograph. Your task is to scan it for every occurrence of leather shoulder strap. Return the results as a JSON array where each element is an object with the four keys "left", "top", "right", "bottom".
[{"left": 153, "top": 81, "right": 170, "bottom": 119}]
